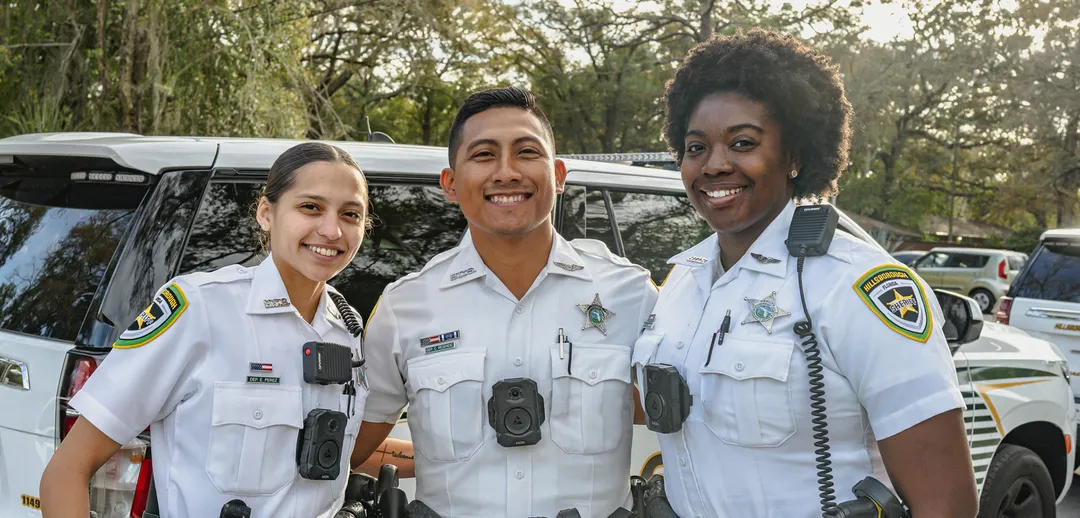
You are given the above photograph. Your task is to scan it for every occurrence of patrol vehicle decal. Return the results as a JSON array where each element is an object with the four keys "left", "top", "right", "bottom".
[
  {"left": 114, "top": 283, "right": 188, "bottom": 348},
  {"left": 853, "top": 266, "right": 932, "bottom": 342}
]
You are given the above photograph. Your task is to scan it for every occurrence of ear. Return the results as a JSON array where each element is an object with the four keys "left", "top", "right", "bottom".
[
  {"left": 440, "top": 167, "right": 458, "bottom": 202},
  {"left": 554, "top": 159, "right": 568, "bottom": 194},
  {"left": 256, "top": 197, "right": 273, "bottom": 231}
]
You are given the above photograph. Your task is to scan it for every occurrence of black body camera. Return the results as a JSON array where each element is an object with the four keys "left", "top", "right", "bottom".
[
  {"left": 642, "top": 364, "right": 692, "bottom": 434},
  {"left": 303, "top": 341, "right": 357, "bottom": 385},
  {"left": 296, "top": 408, "right": 348, "bottom": 480},
  {"left": 487, "top": 378, "right": 545, "bottom": 447},
  {"left": 219, "top": 499, "right": 251, "bottom": 518}
]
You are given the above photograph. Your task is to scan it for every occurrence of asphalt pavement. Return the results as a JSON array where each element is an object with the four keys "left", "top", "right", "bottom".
[{"left": 1058, "top": 470, "right": 1080, "bottom": 515}]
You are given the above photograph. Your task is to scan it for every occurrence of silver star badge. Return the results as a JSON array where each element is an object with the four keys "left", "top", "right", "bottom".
[
  {"left": 741, "top": 291, "right": 790, "bottom": 333},
  {"left": 577, "top": 293, "right": 616, "bottom": 335}
]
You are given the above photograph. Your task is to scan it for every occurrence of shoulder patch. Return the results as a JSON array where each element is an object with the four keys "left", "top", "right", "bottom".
[
  {"left": 115, "top": 283, "right": 189, "bottom": 348},
  {"left": 853, "top": 266, "right": 933, "bottom": 343}
]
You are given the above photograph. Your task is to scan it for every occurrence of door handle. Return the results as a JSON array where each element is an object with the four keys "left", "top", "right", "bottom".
[{"left": 0, "top": 356, "right": 29, "bottom": 390}]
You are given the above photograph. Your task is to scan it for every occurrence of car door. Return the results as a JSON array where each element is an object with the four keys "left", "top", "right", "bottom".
[{"left": 914, "top": 252, "right": 948, "bottom": 287}]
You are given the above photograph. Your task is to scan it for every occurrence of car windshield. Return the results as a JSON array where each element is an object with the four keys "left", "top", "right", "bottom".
[{"left": 1010, "top": 241, "right": 1080, "bottom": 303}]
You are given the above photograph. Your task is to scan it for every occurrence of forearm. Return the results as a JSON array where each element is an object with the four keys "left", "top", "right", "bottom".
[
  {"left": 40, "top": 463, "right": 92, "bottom": 517},
  {"left": 358, "top": 438, "right": 415, "bottom": 478}
]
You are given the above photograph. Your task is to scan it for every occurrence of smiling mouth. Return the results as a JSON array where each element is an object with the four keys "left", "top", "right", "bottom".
[
  {"left": 486, "top": 193, "right": 532, "bottom": 205},
  {"left": 702, "top": 186, "right": 746, "bottom": 199},
  {"left": 305, "top": 244, "right": 343, "bottom": 258}
]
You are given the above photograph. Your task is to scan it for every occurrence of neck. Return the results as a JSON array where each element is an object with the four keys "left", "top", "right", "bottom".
[
  {"left": 272, "top": 256, "right": 324, "bottom": 323},
  {"left": 716, "top": 201, "right": 790, "bottom": 270},
  {"left": 470, "top": 223, "right": 554, "bottom": 300}
]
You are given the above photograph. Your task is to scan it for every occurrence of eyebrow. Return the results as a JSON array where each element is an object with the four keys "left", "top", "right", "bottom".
[
  {"left": 296, "top": 193, "right": 365, "bottom": 209},
  {"left": 465, "top": 135, "right": 547, "bottom": 153},
  {"left": 685, "top": 123, "right": 765, "bottom": 138}
]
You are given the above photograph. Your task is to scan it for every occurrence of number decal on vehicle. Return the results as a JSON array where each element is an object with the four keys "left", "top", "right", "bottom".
[{"left": 21, "top": 494, "right": 41, "bottom": 509}]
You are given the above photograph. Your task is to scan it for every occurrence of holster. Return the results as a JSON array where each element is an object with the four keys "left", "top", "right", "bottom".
[{"left": 640, "top": 475, "right": 680, "bottom": 518}]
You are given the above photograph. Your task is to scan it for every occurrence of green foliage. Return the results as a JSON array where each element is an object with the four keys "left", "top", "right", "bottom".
[{"left": 1005, "top": 226, "right": 1048, "bottom": 254}]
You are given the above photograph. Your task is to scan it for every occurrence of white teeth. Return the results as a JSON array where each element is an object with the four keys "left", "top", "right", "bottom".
[
  {"left": 490, "top": 194, "right": 527, "bottom": 204},
  {"left": 307, "top": 245, "right": 338, "bottom": 257},
  {"left": 705, "top": 187, "right": 744, "bottom": 198}
]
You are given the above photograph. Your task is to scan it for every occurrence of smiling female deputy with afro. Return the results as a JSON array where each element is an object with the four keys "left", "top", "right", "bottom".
[{"left": 631, "top": 29, "right": 978, "bottom": 518}]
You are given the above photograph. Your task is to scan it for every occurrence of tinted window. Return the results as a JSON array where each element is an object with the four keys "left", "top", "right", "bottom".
[
  {"left": 179, "top": 182, "right": 467, "bottom": 318},
  {"left": 917, "top": 252, "right": 948, "bottom": 268},
  {"left": 559, "top": 185, "right": 619, "bottom": 253},
  {"left": 1011, "top": 243, "right": 1080, "bottom": 303},
  {"left": 606, "top": 190, "right": 712, "bottom": 285},
  {"left": 0, "top": 198, "right": 135, "bottom": 341},
  {"left": 945, "top": 253, "right": 989, "bottom": 268}
]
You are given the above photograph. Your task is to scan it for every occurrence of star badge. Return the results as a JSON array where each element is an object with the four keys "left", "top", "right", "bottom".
[
  {"left": 741, "top": 291, "right": 790, "bottom": 333},
  {"left": 577, "top": 293, "right": 616, "bottom": 336}
]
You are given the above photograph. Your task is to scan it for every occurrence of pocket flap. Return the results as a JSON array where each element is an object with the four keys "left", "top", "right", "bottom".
[
  {"left": 211, "top": 382, "right": 303, "bottom": 429},
  {"left": 407, "top": 350, "right": 486, "bottom": 394},
  {"left": 551, "top": 343, "right": 631, "bottom": 386},
  {"left": 632, "top": 332, "right": 664, "bottom": 367},
  {"left": 699, "top": 337, "right": 795, "bottom": 382}
]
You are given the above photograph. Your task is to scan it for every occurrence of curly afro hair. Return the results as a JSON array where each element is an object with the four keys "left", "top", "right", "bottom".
[{"left": 663, "top": 28, "right": 853, "bottom": 199}]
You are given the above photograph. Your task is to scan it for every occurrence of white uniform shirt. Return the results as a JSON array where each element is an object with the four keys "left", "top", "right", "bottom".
[
  {"left": 71, "top": 256, "right": 367, "bottom": 518},
  {"left": 363, "top": 233, "right": 658, "bottom": 518},
  {"left": 635, "top": 202, "right": 964, "bottom": 518}
]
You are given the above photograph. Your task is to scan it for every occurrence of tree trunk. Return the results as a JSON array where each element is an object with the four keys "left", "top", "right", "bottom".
[
  {"left": 698, "top": 0, "right": 717, "bottom": 42},
  {"left": 118, "top": 0, "right": 139, "bottom": 132},
  {"left": 1057, "top": 111, "right": 1080, "bottom": 226},
  {"left": 98, "top": 0, "right": 109, "bottom": 98},
  {"left": 421, "top": 91, "right": 435, "bottom": 146}
]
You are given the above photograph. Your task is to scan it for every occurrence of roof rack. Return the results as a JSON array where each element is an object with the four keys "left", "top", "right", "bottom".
[{"left": 558, "top": 152, "right": 677, "bottom": 170}]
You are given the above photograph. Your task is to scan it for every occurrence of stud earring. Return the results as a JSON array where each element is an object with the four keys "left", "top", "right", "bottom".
[{"left": 789, "top": 169, "right": 799, "bottom": 179}]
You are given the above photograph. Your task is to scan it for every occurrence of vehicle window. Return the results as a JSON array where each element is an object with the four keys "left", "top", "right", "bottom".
[
  {"left": 1011, "top": 243, "right": 1080, "bottom": 303},
  {"left": 559, "top": 185, "right": 619, "bottom": 253},
  {"left": 1007, "top": 254, "right": 1027, "bottom": 271},
  {"left": 606, "top": 190, "right": 712, "bottom": 285},
  {"left": 945, "top": 253, "right": 989, "bottom": 269},
  {"left": 917, "top": 252, "right": 948, "bottom": 268},
  {"left": 179, "top": 181, "right": 468, "bottom": 318},
  {"left": 0, "top": 197, "right": 136, "bottom": 341}
]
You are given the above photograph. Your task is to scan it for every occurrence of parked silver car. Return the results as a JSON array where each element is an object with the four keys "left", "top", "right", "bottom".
[{"left": 914, "top": 247, "right": 1028, "bottom": 313}]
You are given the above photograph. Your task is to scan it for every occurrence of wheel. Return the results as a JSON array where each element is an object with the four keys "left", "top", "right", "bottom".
[
  {"left": 970, "top": 288, "right": 995, "bottom": 314},
  {"left": 977, "top": 444, "right": 1056, "bottom": 518}
]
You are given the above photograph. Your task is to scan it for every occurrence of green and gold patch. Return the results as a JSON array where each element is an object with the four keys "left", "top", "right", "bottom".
[
  {"left": 853, "top": 266, "right": 933, "bottom": 343},
  {"left": 115, "top": 283, "right": 189, "bottom": 348}
]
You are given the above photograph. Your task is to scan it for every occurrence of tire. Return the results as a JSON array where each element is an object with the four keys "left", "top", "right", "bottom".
[
  {"left": 970, "top": 288, "right": 995, "bottom": 314},
  {"left": 978, "top": 444, "right": 1056, "bottom": 518}
]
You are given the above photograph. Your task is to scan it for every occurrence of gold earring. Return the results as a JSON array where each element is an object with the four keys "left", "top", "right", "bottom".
[{"left": 789, "top": 169, "right": 799, "bottom": 179}]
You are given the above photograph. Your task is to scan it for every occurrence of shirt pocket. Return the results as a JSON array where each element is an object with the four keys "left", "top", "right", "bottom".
[
  {"left": 405, "top": 350, "right": 486, "bottom": 462},
  {"left": 550, "top": 343, "right": 632, "bottom": 455},
  {"left": 698, "top": 337, "right": 797, "bottom": 448},
  {"left": 205, "top": 382, "right": 304, "bottom": 496}
]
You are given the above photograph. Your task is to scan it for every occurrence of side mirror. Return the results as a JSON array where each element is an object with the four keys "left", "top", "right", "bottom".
[{"left": 934, "top": 289, "right": 984, "bottom": 354}]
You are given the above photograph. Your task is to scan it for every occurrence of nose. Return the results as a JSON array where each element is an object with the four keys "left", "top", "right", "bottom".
[
  {"left": 316, "top": 213, "right": 343, "bottom": 241},
  {"left": 491, "top": 153, "right": 524, "bottom": 184},
  {"left": 701, "top": 147, "right": 733, "bottom": 176}
]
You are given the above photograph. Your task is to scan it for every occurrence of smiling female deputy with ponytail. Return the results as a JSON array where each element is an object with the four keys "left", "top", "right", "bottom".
[
  {"left": 633, "top": 30, "right": 978, "bottom": 518},
  {"left": 41, "top": 142, "right": 406, "bottom": 518}
]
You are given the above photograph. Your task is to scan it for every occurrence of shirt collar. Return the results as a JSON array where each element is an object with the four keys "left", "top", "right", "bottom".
[
  {"left": 739, "top": 201, "right": 796, "bottom": 278},
  {"left": 546, "top": 234, "right": 592, "bottom": 281},
  {"left": 668, "top": 233, "right": 719, "bottom": 269},
  {"left": 440, "top": 237, "right": 488, "bottom": 289},
  {"left": 441, "top": 230, "right": 593, "bottom": 289},
  {"left": 246, "top": 254, "right": 296, "bottom": 315}
]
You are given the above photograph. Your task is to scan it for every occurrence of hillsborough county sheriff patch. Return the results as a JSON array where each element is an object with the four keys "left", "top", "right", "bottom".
[
  {"left": 853, "top": 266, "right": 933, "bottom": 343},
  {"left": 114, "top": 283, "right": 189, "bottom": 348}
]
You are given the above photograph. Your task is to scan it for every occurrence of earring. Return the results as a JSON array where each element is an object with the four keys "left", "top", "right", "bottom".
[{"left": 789, "top": 169, "right": 799, "bottom": 179}]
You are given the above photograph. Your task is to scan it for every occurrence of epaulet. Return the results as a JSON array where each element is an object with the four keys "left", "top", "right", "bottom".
[
  {"left": 384, "top": 245, "right": 464, "bottom": 293},
  {"left": 181, "top": 264, "right": 253, "bottom": 287},
  {"left": 569, "top": 238, "right": 636, "bottom": 268},
  {"left": 824, "top": 230, "right": 873, "bottom": 265}
]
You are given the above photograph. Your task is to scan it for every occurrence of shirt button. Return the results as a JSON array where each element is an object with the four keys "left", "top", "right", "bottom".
[
  {"left": 437, "top": 376, "right": 446, "bottom": 385},
  {"left": 516, "top": 471, "right": 524, "bottom": 479},
  {"left": 253, "top": 409, "right": 263, "bottom": 420},
  {"left": 515, "top": 305, "right": 524, "bottom": 314},
  {"left": 589, "top": 370, "right": 598, "bottom": 380},
  {"left": 679, "top": 457, "right": 686, "bottom": 466},
  {"left": 676, "top": 341, "right": 684, "bottom": 349},
  {"left": 514, "top": 357, "right": 523, "bottom": 366},
  {"left": 735, "top": 362, "right": 744, "bottom": 371}
]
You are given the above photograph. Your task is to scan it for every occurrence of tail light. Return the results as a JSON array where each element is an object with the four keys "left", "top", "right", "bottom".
[
  {"left": 998, "top": 259, "right": 1008, "bottom": 280},
  {"left": 60, "top": 353, "right": 154, "bottom": 518},
  {"left": 996, "top": 296, "right": 1013, "bottom": 325},
  {"left": 62, "top": 357, "right": 98, "bottom": 439}
]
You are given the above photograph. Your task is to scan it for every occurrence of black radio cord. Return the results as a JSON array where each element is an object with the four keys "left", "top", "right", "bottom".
[{"left": 795, "top": 247, "right": 837, "bottom": 517}]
